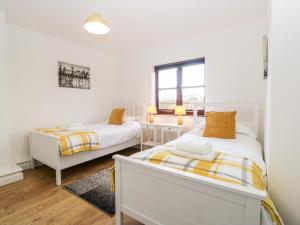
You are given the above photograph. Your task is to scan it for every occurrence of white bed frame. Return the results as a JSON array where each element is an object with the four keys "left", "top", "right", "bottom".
[
  {"left": 29, "top": 105, "right": 143, "bottom": 185},
  {"left": 113, "top": 103, "right": 265, "bottom": 225}
]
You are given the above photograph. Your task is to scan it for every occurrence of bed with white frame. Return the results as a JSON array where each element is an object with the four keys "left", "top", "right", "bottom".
[
  {"left": 29, "top": 105, "right": 143, "bottom": 185},
  {"left": 113, "top": 103, "right": 268, "bottom": 225}
]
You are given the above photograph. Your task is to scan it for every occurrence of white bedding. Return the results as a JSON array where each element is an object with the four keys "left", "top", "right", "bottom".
[
  {"left": 169, "top": 128, "right": 266, "bottom": 176},
  {"left": 135, "top": 127, "right": 266, "bottom": 175},
  {"left": 132, "top": 127, "right": 272, "bottom": 225},
  {"left": 85, "top": 120, "right": 141, "bottom": 148}
]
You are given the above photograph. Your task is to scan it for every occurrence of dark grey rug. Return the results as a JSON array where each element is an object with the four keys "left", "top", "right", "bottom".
[{"left": 64, "top": 168, "right": 115, "bottom": 216}]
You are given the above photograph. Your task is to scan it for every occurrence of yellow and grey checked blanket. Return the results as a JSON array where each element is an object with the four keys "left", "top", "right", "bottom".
[
  {"left": 37, "top": 128, "right": 100, "bottom": 156},
  {"left": 130, "top": 150, "right": 283, "bottom": 225}
]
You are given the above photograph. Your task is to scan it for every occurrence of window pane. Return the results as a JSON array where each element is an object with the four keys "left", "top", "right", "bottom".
[
  {"left": 159, "top": 89, "right": 177, "bottom": 110},
  {"left": 182, "top": 87, "right": 204, "bottom": 110},
  {"left": 182, "top": 64, "right": 204, "bottom": 87},
  {"left": 158, "top": 68, "right": 177, "bottom": 89}
]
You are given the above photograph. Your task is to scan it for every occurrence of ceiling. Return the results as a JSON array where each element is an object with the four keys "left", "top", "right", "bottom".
[{"left": 0, "top": 0, "right": 267, "bottom": 54}]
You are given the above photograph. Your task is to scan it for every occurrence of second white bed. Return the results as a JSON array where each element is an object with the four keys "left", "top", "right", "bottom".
[{"left": 30, "top": 120, "right": 141, "bottom": 185}]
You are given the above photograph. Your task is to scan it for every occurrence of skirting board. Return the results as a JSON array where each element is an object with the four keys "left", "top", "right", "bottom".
[
  {"left": 0, "top": 168, "right": 23, "bottom": 187},
  {"left": 18, "top": 160, "right": 42, "bottom": 170}
]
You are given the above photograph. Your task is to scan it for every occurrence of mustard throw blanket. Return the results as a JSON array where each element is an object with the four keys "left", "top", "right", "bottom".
[
  {"left": 37, "top": 127, "right": 100, "bottom": 156},
  {"left": 111, "top": 150, "right": 283, "bottom": 225}
]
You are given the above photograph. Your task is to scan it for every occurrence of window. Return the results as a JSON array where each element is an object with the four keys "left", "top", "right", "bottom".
[{"left": 155, "top": 58, "right": 205, "bottom": 115}]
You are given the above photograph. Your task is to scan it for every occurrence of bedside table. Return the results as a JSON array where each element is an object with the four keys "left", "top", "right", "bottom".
[
  {"left": 140, "top": 122, "right": 187, "bottom": 150},
  {"left": 160, "top": 123, "right": 187, "bottom": 144},
  {"left": 140, "top": 122, "right": 158, "bottom": 151}
]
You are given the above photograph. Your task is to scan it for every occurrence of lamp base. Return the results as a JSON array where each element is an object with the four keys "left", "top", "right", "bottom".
[
  {"left": 177, "top": 116, "right": 183, "bottom": 125},
  {"left": 148, "top": 115, "right": 154, "bottom": 123}
]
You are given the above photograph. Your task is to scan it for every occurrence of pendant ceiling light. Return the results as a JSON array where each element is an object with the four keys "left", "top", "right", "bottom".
[{"left": 84, "top": 12, "right": 110, "bottom": 34}]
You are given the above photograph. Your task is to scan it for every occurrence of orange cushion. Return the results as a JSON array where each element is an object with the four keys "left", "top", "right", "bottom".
[
  {"left": 203, "top": 111, "right": 236, "bottom": 139},
  {"left": 108, "top": 108, "right": 126, "bottom": 125}
]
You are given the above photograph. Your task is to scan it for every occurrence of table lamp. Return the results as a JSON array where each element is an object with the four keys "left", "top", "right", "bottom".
[
  {"left": 147, "top": 106, "right": 157, "bottom": 123},
  {"left": 175, "top": 105, "right": 186, "bottom": 125}
]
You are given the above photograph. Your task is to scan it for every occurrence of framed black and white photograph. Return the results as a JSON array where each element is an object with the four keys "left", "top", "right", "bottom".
[{"left": 58, "top": 61, "right": 90, "bottom": 89}]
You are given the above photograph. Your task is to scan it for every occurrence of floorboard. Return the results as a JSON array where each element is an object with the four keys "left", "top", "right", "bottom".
[{"left": 0, "top": 148, "right": 143, "bottom": 225}]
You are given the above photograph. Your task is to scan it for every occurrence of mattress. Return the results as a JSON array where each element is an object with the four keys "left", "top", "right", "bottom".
[{"left": 85, "top": 120, "right": 141, "bottom": 149}]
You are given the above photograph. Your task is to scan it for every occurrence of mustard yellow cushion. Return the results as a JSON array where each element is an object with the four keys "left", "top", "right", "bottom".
[
  {"left": 203, "top": 111, "right": 236, "bottom": 139},
  {"left": 108, "top": 108, "right": 126, "bottom": 125}
]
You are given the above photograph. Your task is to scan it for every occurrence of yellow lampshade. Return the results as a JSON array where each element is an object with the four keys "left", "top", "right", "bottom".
[
  {"left": 174, "top": 105, "right": 186, "bottom": 116},
  {"left": 147, "top": 106, "right": 157, "bottom": 115},
  {"left": 84, "top": 12, "right": 110, "bottom": 34}
]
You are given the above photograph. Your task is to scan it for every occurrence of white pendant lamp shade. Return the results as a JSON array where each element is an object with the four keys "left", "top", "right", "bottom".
[{"left": 84, "top": 12, "right": 110, "bottom": 34}]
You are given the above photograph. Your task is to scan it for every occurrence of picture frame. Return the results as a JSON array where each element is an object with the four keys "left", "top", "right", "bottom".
[{"left": 58, "top": 61, "right": 90, "bottom": 89}]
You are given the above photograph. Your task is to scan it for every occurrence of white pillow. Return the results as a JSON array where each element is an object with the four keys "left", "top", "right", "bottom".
[
  {"left": 123, "top": 116, "right": 138, "bottom": 122},
  {"left": 198, "top": 121, "right": 257, "bottom": 139},
  {"left": 236, "top": 123, "right": 257, "bottom": 139}
]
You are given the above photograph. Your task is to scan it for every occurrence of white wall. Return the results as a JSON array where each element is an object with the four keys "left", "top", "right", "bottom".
[
  {"left": 6, "top": 24, "right": 117, "bottom": 164},
  {"left": 115, "top": 20, "right": 267, "bottom": 140},
  {"left": 266, "top": 1, "right": 300, "bottom": 224},
  {"left": 0, "top": 9, "right": 11, "bottom": 172}
]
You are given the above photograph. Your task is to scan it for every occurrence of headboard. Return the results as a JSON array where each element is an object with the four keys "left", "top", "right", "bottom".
[
  {"left": 113, "top": 104, "right": 145, "bottom": 119},
  {"left": 193, "top": 103, "right": 259, "bottom": 136}
]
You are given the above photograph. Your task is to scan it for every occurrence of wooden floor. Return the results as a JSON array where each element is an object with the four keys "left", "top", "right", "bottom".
[{"left": 0, "top": 148, "right": 143, "bottom": 225}]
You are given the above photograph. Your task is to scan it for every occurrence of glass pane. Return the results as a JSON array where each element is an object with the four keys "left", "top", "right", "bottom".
[
  {"left": 182, "top": 87, "right": 204, "bottom": 110},
  {"left": 158, "top": 68, "right": 177, "bottom": 89},
  {"left": 182, "top": 64, "right": 204, "bottom": 87},
  {"left": 159, "top": 89, "right": 177, "bottom": 110}
]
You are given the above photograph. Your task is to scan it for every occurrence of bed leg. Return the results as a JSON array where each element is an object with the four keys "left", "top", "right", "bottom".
[
  {"left": 30, "top": 158, "right": 35, "bottom": 169},
  {"left": 116, "top": 211, "right": 123, "bottom": 225},
  {"left": 56, "top": 169, "right": 61, "bottom": 186},
  {"left": 115, "top": 160, "right": 123, "bottom": 225}
]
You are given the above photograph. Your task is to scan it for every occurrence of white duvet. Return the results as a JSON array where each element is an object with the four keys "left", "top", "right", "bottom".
[
  {"left": 84, "top": 120, "right": 141, "bottom": 148},
  {"left": 168, "top": 128, "right": 266, "bottom": 176}
]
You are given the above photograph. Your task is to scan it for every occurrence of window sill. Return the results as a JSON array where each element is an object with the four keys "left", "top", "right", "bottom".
[{"left": 154, "top": 114, "right": 204, "bottom": 117}]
